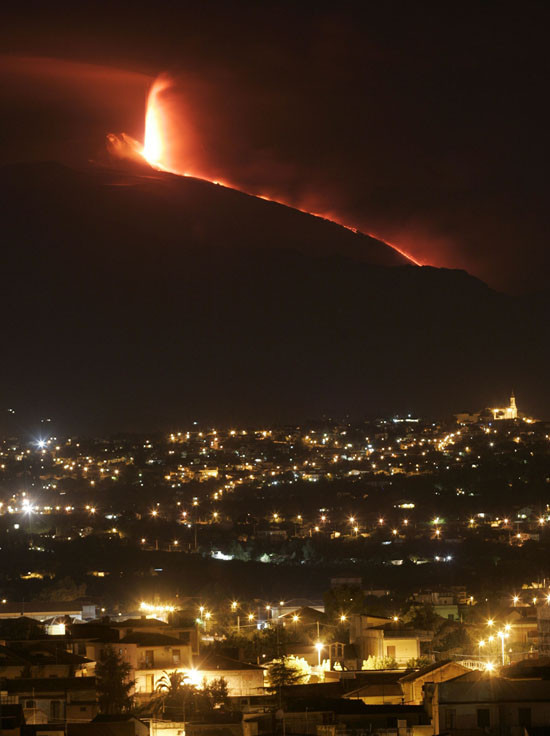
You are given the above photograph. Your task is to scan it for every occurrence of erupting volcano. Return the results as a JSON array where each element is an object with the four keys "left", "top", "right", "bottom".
[{"left": 109, "top": 77, "right": 421, "bottom": 266}]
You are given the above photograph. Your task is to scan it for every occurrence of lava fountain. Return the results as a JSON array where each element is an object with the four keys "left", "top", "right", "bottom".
[{"left": 111, "top": 77, "right": 421, "bottom": 266}]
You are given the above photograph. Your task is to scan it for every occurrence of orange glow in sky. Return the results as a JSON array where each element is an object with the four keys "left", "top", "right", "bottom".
[{"left": 139, "top": 78, "right": 421, "bottom": 266}]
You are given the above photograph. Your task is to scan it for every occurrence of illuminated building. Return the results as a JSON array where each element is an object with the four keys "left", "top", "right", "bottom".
[{"left": 491, "top": 392, "right": 518, "bottom": 421}]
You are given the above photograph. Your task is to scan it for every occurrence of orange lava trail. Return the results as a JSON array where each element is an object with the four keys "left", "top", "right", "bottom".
[{"left": 136, "top": 79, "right": 422, "bottom": 267}]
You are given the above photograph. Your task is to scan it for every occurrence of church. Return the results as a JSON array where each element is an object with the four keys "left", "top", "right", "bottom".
[{"left": 491, "top": 392, "right": 518, "bottom": 420}]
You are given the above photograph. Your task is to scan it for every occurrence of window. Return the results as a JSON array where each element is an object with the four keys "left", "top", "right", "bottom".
[
  {"left": 518, "top": 708, "right": 531, "bottom": 727},
  {"left": 145, "top": 650, "right": 154, "bottom": 667},
  {"left": 386, "top": 645, "right": 396, "bottom": 658},
  {"left": 25, "top": 700, "right": 35, "bottom": 709},
  {"left": 445, "top": 709, "right": 456, "bottom": 730},
  {"left": 172, "top": 649, "right": 181, "bottom": 665},
  {"left": 50, "top": 701, "right": 62, "bottom": 720},
  {"left": 477, "top": 709, "right": 490, "bottom": 728}
]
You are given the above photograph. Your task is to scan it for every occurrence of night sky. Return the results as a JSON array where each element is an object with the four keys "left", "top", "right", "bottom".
[{"left": 2, "top": 1, "right": 549, "bottom": 431}]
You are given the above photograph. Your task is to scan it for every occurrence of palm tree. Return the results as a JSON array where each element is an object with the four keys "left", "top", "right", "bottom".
[{"left": 149, "top": 670, "right": 197, "bottom": 720}]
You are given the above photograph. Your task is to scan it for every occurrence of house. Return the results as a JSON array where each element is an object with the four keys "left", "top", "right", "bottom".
[
  {"left": 190, "top": 652, "right": 265, "bottom": 698},
  {"left": 69, "top": 619, "right": 196, "bottom": 696},
  {"left": 69, "top": 714, "right": 149, "bottom": 736},
  {"left": 279, "top": 606, "right": 328, "bottom": 627},
  {"left": 121, "top": 632, "right": 193, "bottom": 696},
  {"left": 399, "top": 660, "right": 469, "bottom": 704},
  {"left": 0, "top": 704, "right": 25, "bottom": 736},
  {"left": 343, "top": 671, "right": 406, "bottom": 704},
  {"left": 2, "top": 676, "right": 98, "bottom": 724},
  {"left": 0, "top": 602, "right": 96, "bottom": 622},
  {"left": 111, "top": 618, "right": 198, "bottom": 654},
  {"left": 284, "top": 697, "right": 430, "bottom": 733},
  {"left": 430, "top": 669, "right": 550, "bottom": 733},
  {"left": 0, "top": 642, "right": 90, "bottom": 679},
  {"left": 349, "top": 615, "right": 429, "bottom": 667}
]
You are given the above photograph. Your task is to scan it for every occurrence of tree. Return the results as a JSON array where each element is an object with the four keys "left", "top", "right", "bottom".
[
  {"left": 38, "top": 576, "right": 86, "bottom": 601},
  {"left": 362, "top": 655, "right": 398, "bottom": 670},
  {"left": 153, "top": 670, "right": 198, "bottom": 720},
  {"left": 202, "top": 677, "right": 229, "bottom": 709},
  {"left": 96, "top": 646, "right": 134, "bottom": 714},
  {"left": 324, "top": 586, "right": 365, "bottom": 620},
  {"left": 406, "top": 656, "right": 433, "bottom": 669},
  {"left": 266, "top": 655, "right": 308, "bottom": 695},
  {"left": 150, "top": 672, "right": 229, "bottom": 720},
  {"left": 405, "top": 603, "right": 442, "bottom": 631}
]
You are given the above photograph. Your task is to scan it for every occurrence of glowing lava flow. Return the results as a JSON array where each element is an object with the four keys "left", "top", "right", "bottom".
[
  {"left": 136, "top": 79, "right": 421, "bottom": 266},
  {"left": 142, "top": 79, "right": 170, "bottom": 170}
]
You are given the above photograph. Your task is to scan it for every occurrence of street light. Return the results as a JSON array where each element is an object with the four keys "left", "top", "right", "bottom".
[
  {"left": 340, "top": 614, "right": 347, "bottom": 623},
  {"left": 497, "top": 630, "right": 509, "bottom": 666},
  {"left": 314, "top": 641, "right": 324, "bottom": 667}
]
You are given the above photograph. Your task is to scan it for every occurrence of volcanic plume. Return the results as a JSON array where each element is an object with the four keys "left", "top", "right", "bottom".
[{"left": 109, "top": 75, "right": 420, "bottom": 265}]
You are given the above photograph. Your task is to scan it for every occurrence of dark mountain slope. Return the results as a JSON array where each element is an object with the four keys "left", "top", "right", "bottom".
[{"left": 1, "top": 162, "right": 546, "bottom": 430}]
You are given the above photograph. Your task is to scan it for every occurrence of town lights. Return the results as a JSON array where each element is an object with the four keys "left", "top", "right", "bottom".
[
  {"left": 140, "top": 602, "right": 175, "bottom": 614},
  {"left": 340, "top": 614, "right": 347, "bottom": 623},
  {"left": 485, "top": 662, "right": 495, "bottom": 672},
  {"left": 248, "top": 613, "right": 254, "bottom": 622},
  {"left": 22, "top": 499, "right": 34, "bottom": 514},
  {"left": 231, "top": 601, "right": 238, "bottom": 611},
  {"left": 512, "top": 595, "right": 520, "bottom": 605},
  {"left": 292, "top": 614, "right": 300, "bottom": 623},
  {"left": 487, "top": 619, "right": 495, "bottom": 628}
]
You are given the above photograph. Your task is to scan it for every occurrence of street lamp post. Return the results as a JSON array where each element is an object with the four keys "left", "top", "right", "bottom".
[{"left": 315, "top": 642, "right": 324, "bottom": 668}]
